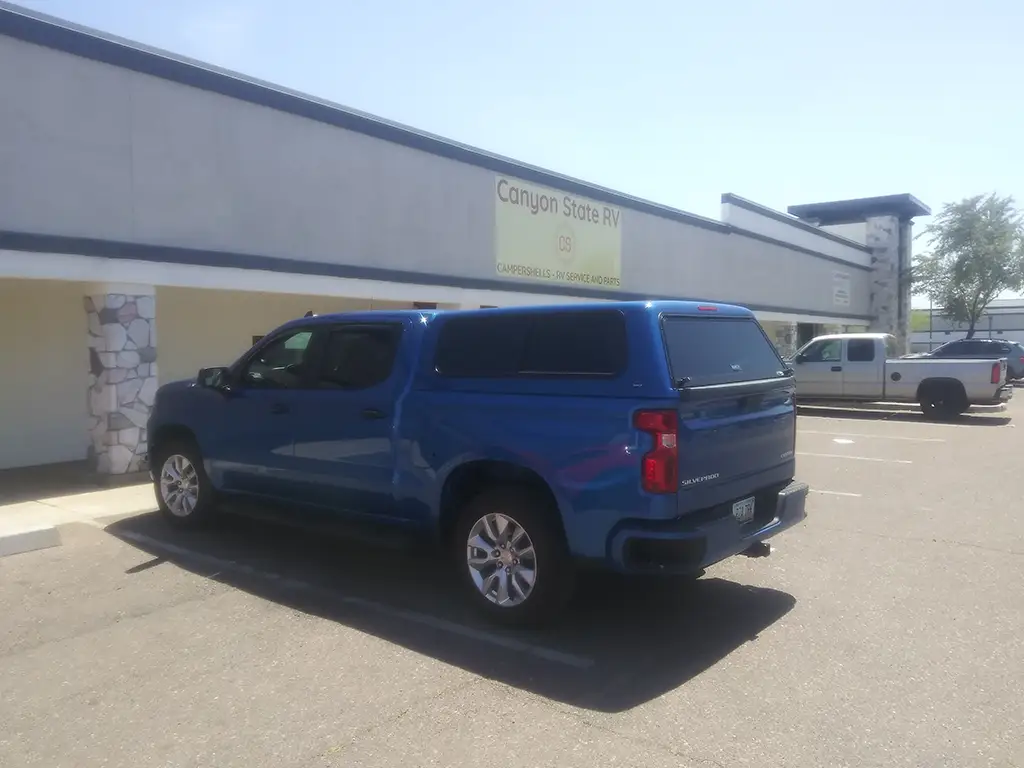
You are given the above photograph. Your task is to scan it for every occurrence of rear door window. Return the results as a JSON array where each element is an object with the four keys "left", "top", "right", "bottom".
[
  {"left": 316, "top": 324, "right": 402, "bottom": 390},
  {"left": 847, "top": 338, "right": 876, "bottom": 362},
  {"left": 662, "top": 316, "right": 786, "bottom": 387}
]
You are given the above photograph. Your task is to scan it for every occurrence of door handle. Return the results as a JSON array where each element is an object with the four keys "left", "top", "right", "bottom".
[
  {"left": 269, "top": 402, "right": 289, "bottom": 415},
  {"left": 361, "top": 408, "right": 387, "bottom": 420},
  {"left": 831, "top": 366, "right": 843, "bottom": 372}
]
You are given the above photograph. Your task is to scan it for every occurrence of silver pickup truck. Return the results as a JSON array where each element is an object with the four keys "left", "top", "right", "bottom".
[{"left": 789, "top": 333, "right": 1014, "bottom": 420}]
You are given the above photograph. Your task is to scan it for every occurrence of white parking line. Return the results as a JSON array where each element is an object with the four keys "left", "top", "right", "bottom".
[
  {"left": 797, "top": 452, "right": 912, "bottom": 464},
  {"left": 116, "top": 530, "right": 595, "bottom": 670},
  {"left": 800, "top": 415, "right": 1010, "bottom": 430},
  {"left": 800, "top": 430, "right": 945, "bottom": 443},
  {"left": 811, "top": 490, "right": 863, "bottom": 498}
]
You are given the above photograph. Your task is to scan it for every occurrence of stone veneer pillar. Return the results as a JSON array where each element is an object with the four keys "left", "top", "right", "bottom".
[
  {"left": 865, "top": 214, "right": 911, "bottom": 354},
  {"left": 85, "top": 284, "right": 158, "bottom": 474},
  {"left": 771, "top": 322, "right": 798, "bottom": 358}
]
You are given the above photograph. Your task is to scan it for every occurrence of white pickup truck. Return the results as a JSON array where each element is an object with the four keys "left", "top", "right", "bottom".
[{"left": 789, "top": 333, "right": 1014, "bottom": 420}]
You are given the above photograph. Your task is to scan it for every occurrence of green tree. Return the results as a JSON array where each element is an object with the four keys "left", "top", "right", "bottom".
[{"left": 915, "top": 193, "right": 1024, "bottom": 338}]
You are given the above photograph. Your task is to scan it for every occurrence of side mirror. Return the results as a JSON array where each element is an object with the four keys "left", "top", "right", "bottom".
[{"left": 198, "top": 366, "right": 229, "bottom": 389}]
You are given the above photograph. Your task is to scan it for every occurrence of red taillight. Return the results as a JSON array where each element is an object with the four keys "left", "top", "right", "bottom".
[
  {"left": 991, "top": 361, "right": 1002, "bottom": 384},
  {"left": 634, "top": 409, "right": 678, "bottom": 494},
  {"left": 697, "top": 305, "right": 718, "bottom": 312}
]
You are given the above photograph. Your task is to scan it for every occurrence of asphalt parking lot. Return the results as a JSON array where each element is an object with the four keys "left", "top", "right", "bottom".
[{"left": 2, "top": 401, "right": 1023, "bottom": 767}]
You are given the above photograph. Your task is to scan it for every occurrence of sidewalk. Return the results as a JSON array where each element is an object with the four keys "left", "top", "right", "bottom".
[{"left": 0, "top": 476, "right": 155, "bottom": 557}]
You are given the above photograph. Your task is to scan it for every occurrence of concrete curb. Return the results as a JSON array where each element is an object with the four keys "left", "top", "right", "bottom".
[{"left": 0, "top": 524, "right": 62, "bottom": 558}]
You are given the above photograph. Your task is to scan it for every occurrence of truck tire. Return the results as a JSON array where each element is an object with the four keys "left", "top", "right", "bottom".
[
  {"left": 919, "top": 383, "right": 966, "bottom": 421},
  {"left": 454, "top": 486, "right": 575, "bottom": 627},
  {"left": 152, "top": 438, "right": 217, "bottom": 528}
]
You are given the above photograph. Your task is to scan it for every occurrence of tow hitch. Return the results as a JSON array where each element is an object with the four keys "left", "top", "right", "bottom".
[{"left": 741, "top": 541, "right": 772, "bottom": 558}]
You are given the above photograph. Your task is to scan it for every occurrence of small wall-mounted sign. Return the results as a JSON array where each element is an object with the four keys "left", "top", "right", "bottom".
[{"left": 833, "top": 271, "right": 851, "bottom": 307}]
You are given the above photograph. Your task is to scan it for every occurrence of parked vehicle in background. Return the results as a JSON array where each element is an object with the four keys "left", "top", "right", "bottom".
[
  {"left": 790, "top": 333, "right": 1013, "bottom": 420},
  {"left": 903, "top": 338, "right": 1024, "bottom": 381},
  {"left": 146, "top": 301, "right": 808, "bottom": 627}
]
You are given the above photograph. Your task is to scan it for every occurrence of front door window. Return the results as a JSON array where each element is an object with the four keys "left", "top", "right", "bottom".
[
  {"left": 241, "top": 330, "right": 313, "bottom": 389},
  {"left": 801, "top": 339, "right": 841, "bottom": 363}
]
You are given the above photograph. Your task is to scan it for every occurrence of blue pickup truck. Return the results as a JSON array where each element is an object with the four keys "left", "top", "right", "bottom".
[{"left": 147, "top": 301, "right": 807, "bottom": 625}]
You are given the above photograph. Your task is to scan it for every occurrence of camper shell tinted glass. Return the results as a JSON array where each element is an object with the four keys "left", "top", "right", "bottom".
[
  {"left": 662, "top": 315, "right": 787, "bottom": 387},
  {"left": 434, "top": 310, "right": 627, "bottom": 378}
]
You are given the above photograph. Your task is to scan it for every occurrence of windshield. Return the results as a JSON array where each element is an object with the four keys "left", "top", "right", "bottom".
[{"left": 662, "top": 316, "right": 788, "bottom": 387}]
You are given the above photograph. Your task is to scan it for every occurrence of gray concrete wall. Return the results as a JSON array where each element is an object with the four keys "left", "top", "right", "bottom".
[{"left": 0, "top": 34, "right": 870, "bottom": 318}]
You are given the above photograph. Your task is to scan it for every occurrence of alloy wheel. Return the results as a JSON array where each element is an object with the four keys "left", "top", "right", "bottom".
[
  {"left": 466, "top": 512, "right": 537, "bottom": 607},
  {"left": 159, "top": 454, "right": 200, "bottom": 518}
]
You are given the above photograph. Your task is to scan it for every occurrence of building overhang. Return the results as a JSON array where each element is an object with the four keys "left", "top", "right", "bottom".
[{"left": 787, "top": 194, "right": 932, "bottom": 225}]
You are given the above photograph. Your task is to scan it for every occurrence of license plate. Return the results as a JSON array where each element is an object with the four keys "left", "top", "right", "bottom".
[{"left": 732, "top": 496, "right": 755, "bottom": 524}]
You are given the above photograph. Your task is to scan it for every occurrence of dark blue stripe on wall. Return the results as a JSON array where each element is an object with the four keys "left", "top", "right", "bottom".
[{"left": 0, "top": 230, "right": 873, "bottom": 322}]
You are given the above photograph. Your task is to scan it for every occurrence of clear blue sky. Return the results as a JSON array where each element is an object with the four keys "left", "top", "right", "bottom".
[{"left": 14, "top": 0, "right": 1024, "bottom": 303}]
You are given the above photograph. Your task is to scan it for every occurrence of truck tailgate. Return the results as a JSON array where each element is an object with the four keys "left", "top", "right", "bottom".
[
  {"left": 676, "top": 379, "right": 797, "bottom": 514},
  {"left": 660, "top": 313, "right": 798, "bottom": 517}
]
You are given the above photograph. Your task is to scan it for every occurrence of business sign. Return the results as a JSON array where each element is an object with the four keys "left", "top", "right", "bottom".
[
  {"left": 833, "top": 271, "right": 851, "bottom": 307},
  {"left": 494, "top": 176, "right": 622, "bottom": 289}
]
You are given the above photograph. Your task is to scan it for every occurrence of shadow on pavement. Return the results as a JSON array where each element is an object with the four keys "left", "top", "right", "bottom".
[
  {"left": 797, "top": 406, "right": 1012, "bottom": 426},
  {"left": 0, "top": 461, "right": 101, "bottom": 505},
  {"left": 105, "top": 511, "right": 795, "bottom": 713}
]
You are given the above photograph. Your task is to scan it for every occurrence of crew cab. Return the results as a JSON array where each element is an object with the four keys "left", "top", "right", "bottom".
[
  {"left": 146, "top": 301, "right": 808, "bottom": 626},
  {"left": 790, "top": 333, "right": 1013, "bottom": 420}
]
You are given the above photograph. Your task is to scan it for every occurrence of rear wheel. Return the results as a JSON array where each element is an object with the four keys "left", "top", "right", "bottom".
[
  {"left": 454, "top": 487, "right": 575, "bottom": 627},
  {"left": 919, "top": 384, "right": 967, "bottom": 421},
  {"left": 153, "top": 439, "right": 217, "bottom": 527}
]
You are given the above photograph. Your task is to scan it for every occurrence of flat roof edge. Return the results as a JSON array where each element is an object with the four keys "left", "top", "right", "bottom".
[{"left": 721, "top": 193, "right": 872, "bottom": 252}]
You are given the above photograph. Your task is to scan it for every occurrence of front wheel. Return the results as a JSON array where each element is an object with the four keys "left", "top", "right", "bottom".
[
  {"left": 454, "top": 487, "right": 575, "bottom": 627},
  {"left": 153, "top": 440, "right": 217, "bottom": 527}
]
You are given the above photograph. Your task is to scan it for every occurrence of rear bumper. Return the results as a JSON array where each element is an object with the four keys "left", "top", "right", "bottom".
[
  {"left": 605, "top": 481, "right": 809, "bottom": 574},
  {"left": 975, "top": 385, "right": 1014, "bottom": 406}
]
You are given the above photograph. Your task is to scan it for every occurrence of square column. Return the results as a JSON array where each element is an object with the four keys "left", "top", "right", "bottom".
[
  {"left": 772, "top": 321, "right": 798, "bottom": 358},
  {"left": 85, "top": 284, "right": 158, "bottom": 474},
  {"left": 760, "top": 320, "right": 798, "bottom": 358},
  {"left": 866, "top": 215, "right": 912, "bottom": 354}
]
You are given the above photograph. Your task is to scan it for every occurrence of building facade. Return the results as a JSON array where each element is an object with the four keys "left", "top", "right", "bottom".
[{"left": 0, "top": 3, "right": 930, "bottom": 473}]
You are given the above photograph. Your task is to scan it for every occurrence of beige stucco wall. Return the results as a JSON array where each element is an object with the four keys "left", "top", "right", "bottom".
[
  {"left": 0, "top": 278, "right": 90, "bottom": 469},
  {"left": 154, "top": 287, "right": 422, "bottom": 385},
  {"left": 0, "top": 280, "right": 432, "bottom": 470}
]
